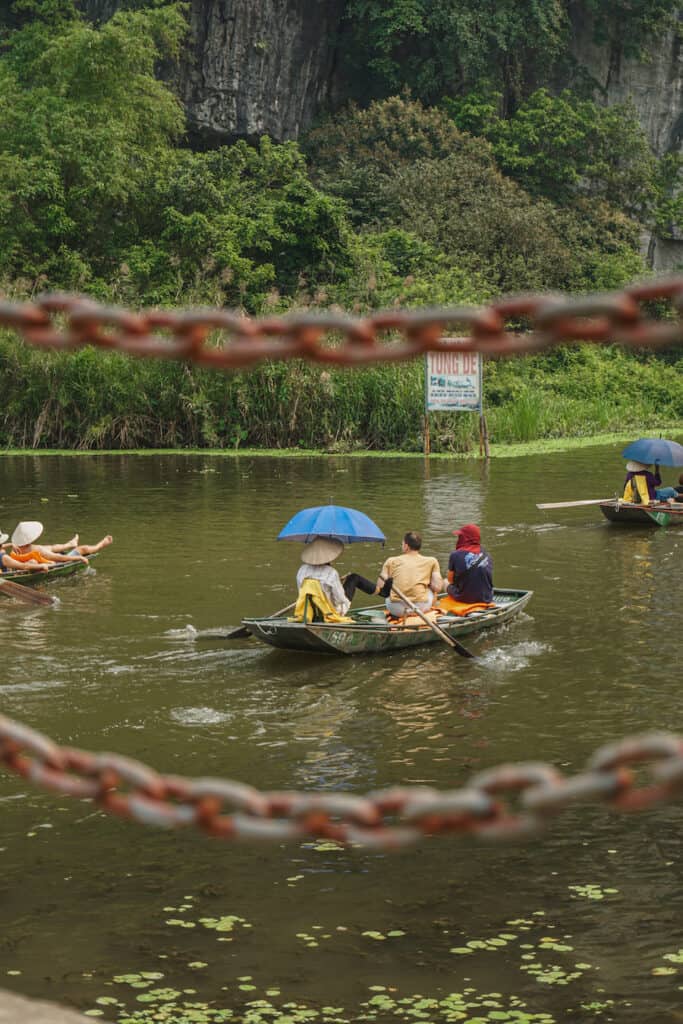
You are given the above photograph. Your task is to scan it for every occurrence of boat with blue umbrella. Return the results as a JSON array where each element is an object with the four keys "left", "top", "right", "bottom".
[
  {"left": 537, "top": 436, "right": 683, "bottom": 526},
  {"left": 599, "top": 437, "right": 683, "bottom": 525},
  {"left": 236, "top": 504, "right": 532, "bottom": 656}
]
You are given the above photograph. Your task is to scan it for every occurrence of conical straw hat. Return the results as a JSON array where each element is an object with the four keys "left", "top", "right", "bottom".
[
  {"left": 301, "top": 537, "right": 344, "bottom": 565},
  {"left": 625, "top": 460, "right": 651, "bottom": 473},
  {"left": 11, "top": 521, "right": 44, "bottom": 547}
]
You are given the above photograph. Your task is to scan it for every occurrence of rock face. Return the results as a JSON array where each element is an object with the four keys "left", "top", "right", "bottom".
[
  {"left": 85, "top": 0, "right": 346, "bottom": 144},
  {"left": 183, "top": 0, "right": 345, "bottom": 144},
  {"left": 85, "top": 0, "right": 683, "bottom": 266},
  {"left": 568, "top": 7, "right": 683, "bottom": 269}
]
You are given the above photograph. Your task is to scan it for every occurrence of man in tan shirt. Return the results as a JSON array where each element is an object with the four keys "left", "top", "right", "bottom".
[{"left": 376, "top": 531, "right": 443, "bottom": 618}]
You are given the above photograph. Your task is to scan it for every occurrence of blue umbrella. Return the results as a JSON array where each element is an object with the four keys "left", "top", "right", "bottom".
[
  {"left": 621, "top": 438, "right": 683, "bottom": 467},
  {"left": 277, "top": 505, "right": 385, "bottom": 544}
]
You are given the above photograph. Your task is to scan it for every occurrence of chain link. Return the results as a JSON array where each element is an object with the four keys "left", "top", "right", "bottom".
[
  {"left": 2, "top": 714, "right": 683, "bottom": 848},
  {"left": 0, "top": 279, "right": 682, "bottom": 368}
]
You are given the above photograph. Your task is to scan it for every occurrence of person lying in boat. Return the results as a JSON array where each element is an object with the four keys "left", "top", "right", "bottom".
[
  {"left": 622, "top": 461, "right": 677, "bottom": 505},
  {"left": 446, "top": 524, "right": 493, "bottom": 605},
  {"left": 295, "top": 537, "right": 389, "bottom": 620},
  {"left": 35, "top": 532, "right": 113, "bottom": 558},
  {"left": 8, "top": 521, "right": 89, "bottom": 567},
  {"left": 0, "top": 529, "right": 53, "bottom": 573},
  {"left": 376, "top": 531, "right": 443, "bottom": 619}
]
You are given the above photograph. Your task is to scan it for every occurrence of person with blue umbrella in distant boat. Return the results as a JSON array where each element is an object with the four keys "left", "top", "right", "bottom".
[{"left": 621, "top": 438, "right": 683, "bottom": 505}]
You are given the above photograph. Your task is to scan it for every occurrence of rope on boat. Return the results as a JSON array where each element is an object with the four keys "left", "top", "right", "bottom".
[
  {"left": 0, "top": 713, "right": 680, "bottom": 848},
  {"left": 0, "top": 278, "right": 682, "bottom": 369}
]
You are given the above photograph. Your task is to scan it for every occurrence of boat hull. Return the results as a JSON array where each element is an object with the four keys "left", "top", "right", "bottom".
[
  {"left": 1, "top": 556, "right": 95, "bottom": 585},
  {"left": 241, "top": 588, "right": 532, "bottom": 656},
  {"left": 599, "top": 500, "right": 683, "bottom": 527}
]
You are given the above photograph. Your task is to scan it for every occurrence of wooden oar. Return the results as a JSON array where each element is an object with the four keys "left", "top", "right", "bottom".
[
  {"left": 536, "top": 498, "right": 612, "bottom": 510},
  {"left": 221, "top": 600, "right": 297, "bottom": 640},
  {"left": 383, "top": 579, "right": 475, "bottom": 659},
  {"left": 0, "top": 577, "right": 56, "bottom": 607}
]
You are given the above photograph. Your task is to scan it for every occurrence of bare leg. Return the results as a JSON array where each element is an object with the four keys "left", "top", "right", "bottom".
[
  {"left": 45, "top": 534, "right": 79, "bottom": 553},
  {"left": 75, "top": 535, "right": 113, "bottom": 555}
]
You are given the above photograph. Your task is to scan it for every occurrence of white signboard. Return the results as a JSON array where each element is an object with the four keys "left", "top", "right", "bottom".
[{"left": 425, "top": 347, "right": 482, "bottom": 412}]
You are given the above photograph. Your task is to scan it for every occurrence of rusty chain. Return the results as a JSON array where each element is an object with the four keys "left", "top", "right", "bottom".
[
  {"left": 1, "top": 714, "right": 682, "bottom": 848},
  {"left": 0, "top": 278, "right": 682, "bottom": 368}
]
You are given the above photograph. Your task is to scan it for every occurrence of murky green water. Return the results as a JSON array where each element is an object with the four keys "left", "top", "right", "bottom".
[{"left": 0, "top": 448, "right": 681, "bottom": 1023}]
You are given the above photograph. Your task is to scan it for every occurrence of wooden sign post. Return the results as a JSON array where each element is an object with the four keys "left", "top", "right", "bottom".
[{"left": 424, "top": 341, "right": 488, "bottom": 457}]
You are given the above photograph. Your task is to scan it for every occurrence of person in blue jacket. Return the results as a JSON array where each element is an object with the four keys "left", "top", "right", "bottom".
[{"left": 447, "top": 524, "right": 493, "bottom": 605}]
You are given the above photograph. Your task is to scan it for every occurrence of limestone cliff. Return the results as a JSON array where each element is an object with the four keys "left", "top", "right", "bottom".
[
  {"left": 84, "top": 0, "right": 683, "bottom": 266},
  {"left": 84, "top": 0, "right": 346, "bottom": 144},
  {"left": 568, "top": 7, "right": 683, "bottom": 269}
]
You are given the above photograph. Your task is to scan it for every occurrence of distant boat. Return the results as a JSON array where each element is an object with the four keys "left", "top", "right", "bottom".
[
  {"left": 240, "top": 588, "right": 532, "bottom": 656},
  {"left": 1, "top": 555, "right": 96, "bottom": 585},
  {"left": 599, "top": 499, "right": 683, "bottom": 528}
]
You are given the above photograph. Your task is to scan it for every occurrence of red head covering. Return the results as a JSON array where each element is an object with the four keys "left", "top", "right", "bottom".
[{"left": 453, "top": 523, "right": 481, "bottom": 553}]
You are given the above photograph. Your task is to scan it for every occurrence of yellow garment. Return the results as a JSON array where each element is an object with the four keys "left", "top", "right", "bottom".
[
  {"left": 293, "top": 578, "right": 354, "bottom": 624},
  {"left": 379, "top": 552, "right": 440, "bottom": 603},
  {"left": 437, "top": 596, "right": 496, "bottom": 616},
  {"left": 622, "top": 474, "right": 650, "bottom": 505}
]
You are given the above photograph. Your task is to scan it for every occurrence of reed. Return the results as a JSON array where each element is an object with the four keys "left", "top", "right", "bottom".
[{"left": 0, "top": 332, "right": 679, "bottom": 452}]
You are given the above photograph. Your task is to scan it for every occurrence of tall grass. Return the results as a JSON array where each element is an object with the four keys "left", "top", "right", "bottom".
[{"left": 0, "top": 332, "right": 680, "bottom": 451}]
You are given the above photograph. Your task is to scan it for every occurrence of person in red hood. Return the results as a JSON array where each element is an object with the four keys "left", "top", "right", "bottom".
[{"left": 447, "top": 524, "right": 493, "bottom": 605}]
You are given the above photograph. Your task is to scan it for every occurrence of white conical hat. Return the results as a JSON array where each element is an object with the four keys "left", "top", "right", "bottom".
[
  {"left": 301, "top": 537, "right": 344, "bottom": 566},
  {"left": 625, "top": 460, "right": 651, "bottom": 473},
  {"left": 11, "top": 521, "right": 44, "bottom": 547},
  {"left": 0, "top": 532, "right": 8, "bottom": 545}
]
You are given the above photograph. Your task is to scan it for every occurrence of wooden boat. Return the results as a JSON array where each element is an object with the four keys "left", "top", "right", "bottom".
[
  {"left": 2, "top": 554, "right": 97, "bottom": 585},
  {"left": 599, "top": 499, "right": 683, "bottom": 527},
  {"left": 241, "top": 587, "right": 532, "bottom": 656}
]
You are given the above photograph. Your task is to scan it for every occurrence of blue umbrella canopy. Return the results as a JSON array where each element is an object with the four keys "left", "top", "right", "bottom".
[
  {"left": 621, "top": 438, "right": 683, "bottom": 467},
  {"left": 277, "top": 505, "right": 385, "bottom": 544}
]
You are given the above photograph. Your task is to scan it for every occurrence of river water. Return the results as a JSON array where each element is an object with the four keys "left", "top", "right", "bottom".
[{"left": 0, "top": 448, "right": 681, "bottom": 1024}]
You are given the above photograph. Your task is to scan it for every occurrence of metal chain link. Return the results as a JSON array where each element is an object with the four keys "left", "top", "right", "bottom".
[
  {"left": 2, "top": 714, "right": 683, "bottom": 848},
  {"left": 0, "top": 279, "right": 682, "bottom": 368}
]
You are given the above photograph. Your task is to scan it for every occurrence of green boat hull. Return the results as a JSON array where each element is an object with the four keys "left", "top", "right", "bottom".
[
  {"left": 242, "top": 588, "right": 532, "bottom": 656},
  {"left": 1, "top": 554, "right": 97, "bottom": 585},
  {"left": 599, "top": 500, "right": 683, "bottom": 527}
]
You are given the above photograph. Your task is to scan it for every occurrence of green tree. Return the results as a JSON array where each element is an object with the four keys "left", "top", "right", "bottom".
[
  {"left": 0, "top": 1, "right": 187, "bottom": 285},
  {"left": 343, "top": 0, "right": 567, "bottom": 105},
  {"left": 305, "top": 94, "right": 496, "bottom": 226},
  {"left": 448, "top": 88, "right": 657, "bottom": 216},
  {"left": 113, "top": 139, "right": 353, "bottom": 310}
]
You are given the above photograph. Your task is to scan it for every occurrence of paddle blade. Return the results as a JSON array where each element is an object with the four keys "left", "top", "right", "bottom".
[
  {"left": 450, "top": 636, "right": 475, "bottom": 658},
  {"left": 0, "top": 579, "right": 56, "bottom": 606},
  {"left": 536, "top": 499, "right": 612, "bottom": 510},
  {"left": 220, "top": 625, "right": 253, "bottom": 640}
]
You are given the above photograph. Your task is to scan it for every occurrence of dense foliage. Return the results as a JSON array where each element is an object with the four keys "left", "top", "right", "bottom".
[
  {"left": 0, "top": 0, "right": 679, "bottom": 452},
  {"left": 342, "top": 0, "right": 681, "bottom": 104}
]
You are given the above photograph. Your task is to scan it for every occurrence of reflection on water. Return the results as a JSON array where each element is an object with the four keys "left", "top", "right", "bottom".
[{"left": 0, "top": 448, "right": 681, "bottom": 1021}]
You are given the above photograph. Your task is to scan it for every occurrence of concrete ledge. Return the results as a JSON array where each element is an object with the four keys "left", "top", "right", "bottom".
[{"left": 0, "top": 989, "right": 88, "bottom": 1023}]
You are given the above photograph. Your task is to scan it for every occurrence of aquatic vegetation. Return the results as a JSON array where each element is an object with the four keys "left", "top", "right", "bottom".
[{"left": 567, "top": 884, "right": 619, "bottom": 901}]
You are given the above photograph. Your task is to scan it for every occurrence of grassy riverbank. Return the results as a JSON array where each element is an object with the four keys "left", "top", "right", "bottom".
[
  {"left": 1, "top": 431, "right": 680, "bottom": 460},
  {"left": 0, "top": 332, "right": 681, "bottom": 453}
]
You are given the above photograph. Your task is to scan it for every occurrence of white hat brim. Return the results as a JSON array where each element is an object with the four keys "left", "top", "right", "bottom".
[
  {"left": 301, "top": 537, "right": 344, "bottom": 566},
  {"left": 11, "top": 521, "right": 44, "bottom": 547}
]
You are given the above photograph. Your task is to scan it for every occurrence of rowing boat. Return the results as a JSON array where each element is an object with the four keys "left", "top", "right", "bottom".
[
  {"left": 599, "top": 500, "right": 683, "bottom": 527},
  {"left": 240, "top": 587, "right": 532, "bottom": 655},
  {"left": 1, "top": 554, "right": 97, "bottom": 585}
]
